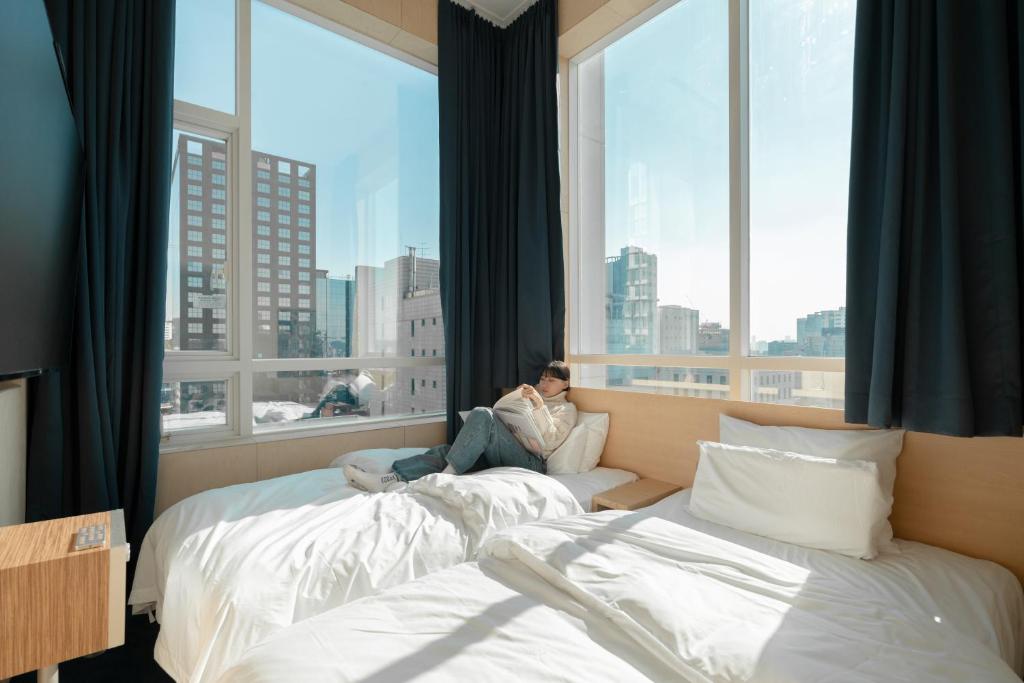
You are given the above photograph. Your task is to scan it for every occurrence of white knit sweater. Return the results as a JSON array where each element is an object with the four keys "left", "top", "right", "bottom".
[{"left": 531, "top": 391, "right": 578, "bottom": 457}]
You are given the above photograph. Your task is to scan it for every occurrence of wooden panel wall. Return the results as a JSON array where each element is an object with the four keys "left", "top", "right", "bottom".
[
  {"left": 155, "top": 420, "right": 447, "bottom": 516},
  {"left": 570, "top": 387, "right": 1024, "bottom": 585}
]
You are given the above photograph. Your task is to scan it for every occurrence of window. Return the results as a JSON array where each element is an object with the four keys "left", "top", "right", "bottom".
[
  {"left": 188, "top": 308, "right": 202, "bottom": 318},
  {"left": 187, "top": 262, "right": 202, "bottom": 273},
  {"left": 164, "top": 0, "right": 444, "bottom": 441},
  {"left": 188, "top": 323, "right": 204, "bottom": 334},
  {"left": 187, "top": 184, "right": 202, "bottom": 196},
  {"left": 187, "top": 199, "right": 202, "bottom": 212},
  {"left": 187, "top": 230, "right": 203, "bottom": 242},
  {"left": 187, "top": 246, "right": 203, "bottom": 257},
  {"left": 570, "top": 0, "right": 852, "bottom": 407}
]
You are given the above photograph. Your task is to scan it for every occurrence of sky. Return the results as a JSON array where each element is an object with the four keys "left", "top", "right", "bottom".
[
  {"left": 601, "top": 0, "right": 855, "bottom": 343},
  {"left": 174, "top": 0, "right": 440, "bottom": 282},
  {"left": 173, "top": 0, "right": 854, "bottom": 345}
]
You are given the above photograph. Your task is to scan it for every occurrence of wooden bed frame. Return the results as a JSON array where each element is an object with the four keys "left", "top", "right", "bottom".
[{"left": 571, "top": 387, "right": 1024, "bottom": 586}]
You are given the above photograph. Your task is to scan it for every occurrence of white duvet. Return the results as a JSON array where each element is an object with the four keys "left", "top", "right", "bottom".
[
  {"left": 217, "top": 491, "right": 1023, "bottom": 682},
  {"left": 129, "top": 467, "right": 581, "bottom": 683}
]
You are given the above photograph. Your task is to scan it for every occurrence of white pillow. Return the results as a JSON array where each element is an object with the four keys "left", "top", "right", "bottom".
[
  {"left": 329, "top": 447, "right": 429, "bottom": 473},
  {"left": 689, "top": 441, "right": 889, "bottom": 559},
  {"left": 545, "top": 412, "right": 610, "bottom": 474},
  {"left": 719, "top": 414, "right": 904, "bottom": 551}
]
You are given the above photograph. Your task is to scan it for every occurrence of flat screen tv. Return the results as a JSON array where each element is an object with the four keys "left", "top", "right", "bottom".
[{"left": 0, "top": 0, "right": 82, "bottom": 380}]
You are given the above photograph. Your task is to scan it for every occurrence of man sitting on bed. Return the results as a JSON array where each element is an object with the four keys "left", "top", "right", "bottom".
[{"left": 345, "top": 361, "right": 577, "bottom": 492}]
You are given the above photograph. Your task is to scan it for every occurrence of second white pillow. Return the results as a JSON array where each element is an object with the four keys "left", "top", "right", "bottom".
[
  {"left": 688, "top": 440, "right": 889, "bottom": 559},
  {"left": 545, "top": 412, "right": 610, "bottom": 474}
]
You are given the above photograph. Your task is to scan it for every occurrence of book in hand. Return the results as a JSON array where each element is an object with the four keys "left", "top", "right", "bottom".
[{"left": 491, "top": 388, "right": 546, "bottom": 454}]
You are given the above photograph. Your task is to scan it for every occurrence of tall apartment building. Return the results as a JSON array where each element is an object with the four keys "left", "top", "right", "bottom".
[
  {"left": 797, "top": 306, "right": 846, "bottom": 357},
  {"left": 172, "top": 136, "right": 319, "bottom": 360},
  {"left": 658, "top": 305, "right": 699, "bottom": 354},
  {"left": 354, "top": 249, "right": 445, "bottom": 416},
  {"left": 173, "top": 135, "right": 230, "bottom": 353},
  {"left": 605, "top": 245, "right": 658, "bottom": 354},
  {"left": 315, "top": 270, "right": 355, "bottom": 358},
  {"left": 252, "top": 152, "right": 317, "bottom": 359}
]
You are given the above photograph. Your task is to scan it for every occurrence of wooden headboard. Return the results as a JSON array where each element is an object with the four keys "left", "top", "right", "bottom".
[{"left": 570, "top": 387, "right": 1024, "bottom": 585}]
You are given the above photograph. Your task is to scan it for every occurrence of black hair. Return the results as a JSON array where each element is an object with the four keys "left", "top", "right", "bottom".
[{"left": 540, "top": 360, "right": 570, "bottom": 387}]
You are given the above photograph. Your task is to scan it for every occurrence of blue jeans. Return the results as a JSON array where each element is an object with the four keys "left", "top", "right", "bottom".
[{"left": 391, "top": 407, "right": 546, "bottom": 482}]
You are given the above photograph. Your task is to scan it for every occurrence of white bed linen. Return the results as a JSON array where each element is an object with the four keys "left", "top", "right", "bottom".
[
  {"left": 218, "top": 490, "right": 1023, "bottom": 683},
  {"left": 548, "top": 466, "right": 637, "bottom": 509},
  {"left": 130, "top": 467, "right": 581, "bottom": 683}
]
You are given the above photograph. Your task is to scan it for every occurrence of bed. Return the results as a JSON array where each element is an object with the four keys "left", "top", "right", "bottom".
[
  {"left": 216, "top": 490, "right": 1024, "bottom": 683},
  {"left": 129, "top": 462, "right": 635, "bottom": 682}
]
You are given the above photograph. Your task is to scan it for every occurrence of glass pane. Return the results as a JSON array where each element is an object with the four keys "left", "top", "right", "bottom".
[
  {"left": 576, "top": 0, "right": 730, "bottom": 356},
  {"left": 166, "top": 130, "right": 231, "bottom": 352},
  {"left": 161, "top": 379, "right": 228, "bottom": 432},
  {"left": 749, "top": 0, "right": 855, "bottom": 356},
  {"left": 575, "top": 365, "right": 729, "bottom": 399},
  {"left": 750, "top": 370, "right": 845, "bottom": 409},
  {"left": 174, "top": 0, "right": 235, "bottom": 113},
  {"left": 253, "top": 367, "right": 446, "bottom": 430},
  {"left": 250, "top": 2, "right": 441, "bottom": 360}
]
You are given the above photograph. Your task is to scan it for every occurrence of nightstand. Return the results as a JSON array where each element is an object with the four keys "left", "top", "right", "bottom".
[
  {"left": 591, "top": 478, "right": 683, "bottom": 512},
  {"left": 0, "top": 510, "right": 129, "bottom": 682}
]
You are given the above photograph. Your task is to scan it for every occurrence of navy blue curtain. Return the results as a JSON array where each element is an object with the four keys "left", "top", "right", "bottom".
[
  {"left": 27, "top": 0, "right": 174, "bottom": 557},
  {"left": 845, "top": 0, "right": 1024, "bottom": 436},
  {"left": 438, "top": 0, "right": 564, "bottom": 442}
]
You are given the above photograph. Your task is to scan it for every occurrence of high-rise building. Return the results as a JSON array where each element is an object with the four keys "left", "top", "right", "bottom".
[
  {"left": 697, "top": 321, "right": 729, "bottom": 354},
  {"left": 606, "top": 245, "right": 658, "bottom": 355},
  {"left": 252, "top": 152, "right": 317, "bottom": 359},
  {"left": 172, "top": 136, "right": 319, "bottom": 360},
  {"left": 797, "top": 306, "right": 846, "bottom": 356},
  {"left": 172, "top": 135, "right": 230, "bottom": 352},
  {"left": 354, "top": 248, "right": 445, "bottom": 416},
  {"left": 658, "top": 305, "right": 699, "bottom": 354},
  {"left": 315, "top": 270, "right": 355, "bottom": 358}
]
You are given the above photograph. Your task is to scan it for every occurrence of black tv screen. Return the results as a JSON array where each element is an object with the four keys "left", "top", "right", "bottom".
[{"left": 0, "top": 0, "right": 82, "bottom": 379}]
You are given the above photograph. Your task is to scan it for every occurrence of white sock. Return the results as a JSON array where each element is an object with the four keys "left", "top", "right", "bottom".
[
  {"left": 442, "top": 464, "right": 457, "bottom": 475},
  {"left": 344, "top": 465, "right": 405, "bottom": 493}
]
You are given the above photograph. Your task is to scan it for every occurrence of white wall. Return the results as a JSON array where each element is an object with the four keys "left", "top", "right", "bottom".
[{"left": 0, "top": 379, "right": 26, "bottom": 526}]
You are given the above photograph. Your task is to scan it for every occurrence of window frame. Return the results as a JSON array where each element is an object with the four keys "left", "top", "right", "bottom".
[
  {"left": 566, "top": 0, "right": 846, "bottom": 406},
  {"left": 162, "top": 0, "right": 444, "bottom": 450}
]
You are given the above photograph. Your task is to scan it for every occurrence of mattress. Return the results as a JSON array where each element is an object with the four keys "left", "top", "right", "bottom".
[
  {"left": 218, "top": 490, "right": 1024, "bottom": 682},
  {"left": 549, "top": 466, "right": 637, "bottom": 509}
]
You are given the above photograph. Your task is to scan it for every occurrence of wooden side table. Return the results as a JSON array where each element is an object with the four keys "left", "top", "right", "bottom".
[
  {"left": 591, "top": 478, "right": 683, "bottom": 512},
  {"left": 0, "top": 510, "right": 129, "bottom": 682}
]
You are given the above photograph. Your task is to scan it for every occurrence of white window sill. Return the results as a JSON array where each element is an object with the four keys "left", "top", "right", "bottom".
[{"left": 159, "top": 412, "right": 446, "bottom": 454}]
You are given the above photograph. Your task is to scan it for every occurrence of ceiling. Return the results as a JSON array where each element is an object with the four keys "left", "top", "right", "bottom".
[{"left": 465, "top": 0, "right": 538, "bottom": 26}]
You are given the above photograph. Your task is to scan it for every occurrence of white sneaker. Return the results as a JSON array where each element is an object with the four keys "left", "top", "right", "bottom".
[{"left": 344, "top": 464, "right": 405, "bottom": 493}]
